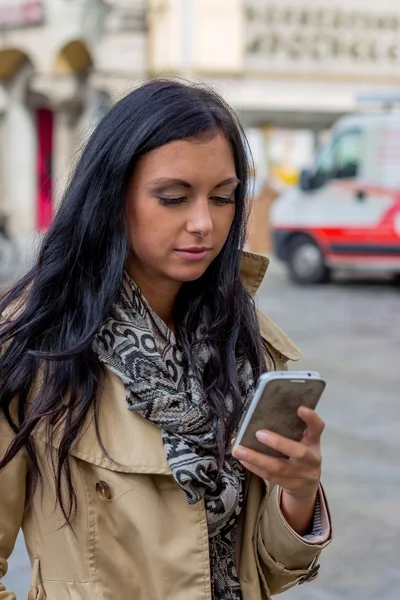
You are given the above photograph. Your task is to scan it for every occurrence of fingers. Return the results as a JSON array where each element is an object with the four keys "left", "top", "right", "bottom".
[
  {"left": 297, "top": 406, "right": 325, "bottom": 446},
  {"left": 232, "top": 407, "right": 325, "bottom": 497},
  {"left": 235, "top": 450, "right": 321, "bottom": 487},
  {"left": 239, "top": 459, "right": 313, "bottom": 491},
  {"left": 254, "top": 429, "right": 314, "bottom": 462},
  {"left": 249, "top": 408, "right": 324, "bottom": 459},
  {"left": 233, "top": 444, "right": 319, "bottom": 477}
]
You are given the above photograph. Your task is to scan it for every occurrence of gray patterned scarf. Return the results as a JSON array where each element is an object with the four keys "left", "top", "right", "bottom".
[{"left": 94, "top": 273, "right": 256, "bottom": 599}]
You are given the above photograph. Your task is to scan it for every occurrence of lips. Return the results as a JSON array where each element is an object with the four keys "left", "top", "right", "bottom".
[
  {"left": 177, "top": 247, "right": 211, "bottom": 253},
  {"left": 174, "top": 247, "right": 212, "bottom": 261}
]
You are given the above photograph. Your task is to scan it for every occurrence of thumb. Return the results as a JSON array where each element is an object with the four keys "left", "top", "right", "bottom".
[{"left": 298, "top": 406, "right": 325, "bottom": 446}]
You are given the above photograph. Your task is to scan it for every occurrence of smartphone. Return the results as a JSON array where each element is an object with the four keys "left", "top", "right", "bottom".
[{"left": 232, "top": 371, "right": 326, "bottom": 459}]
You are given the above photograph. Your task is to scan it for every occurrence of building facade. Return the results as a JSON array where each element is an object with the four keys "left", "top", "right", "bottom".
[
  {"left": 2, "top": 0, "right": 400, "bottom": 235},
  {"left": 149, "top": 0, "right": 400, "bottom": 189},
  {"left": 148, "top": 0, "right": 400, "bottom": 123},
  {"left": 0, "top": 0, "right": 147, "bottom": 235}
]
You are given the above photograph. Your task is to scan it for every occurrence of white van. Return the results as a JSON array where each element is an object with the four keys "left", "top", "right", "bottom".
[{"left": 271, "top": 104, "right": 400, "bottom": 284}]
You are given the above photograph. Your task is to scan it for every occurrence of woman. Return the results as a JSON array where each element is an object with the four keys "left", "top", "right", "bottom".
[{"left": 0, "top": 80, "right": 331, "bottom": 600}]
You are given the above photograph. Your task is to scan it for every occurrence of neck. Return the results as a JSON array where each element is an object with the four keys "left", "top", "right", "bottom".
[{"left": 125, "top": 260, "right": 181, "bottom": 330}]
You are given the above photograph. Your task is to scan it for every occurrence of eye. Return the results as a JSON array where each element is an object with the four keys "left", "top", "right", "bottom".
[
  {"left": 211, "top": 196, "right": 236, "bottom": 206},
  {"left": 157, "top": 196, "right": 188, "bottom": 206}
]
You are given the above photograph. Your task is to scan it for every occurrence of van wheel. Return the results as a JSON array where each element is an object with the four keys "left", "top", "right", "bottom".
[{"left": 287, "top": 236, "right": 331, "bottom": 284}]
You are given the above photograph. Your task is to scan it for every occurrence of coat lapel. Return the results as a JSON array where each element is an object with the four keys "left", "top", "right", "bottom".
[{"left": 34, "top": 370, "right": 172, "bottom": 474}]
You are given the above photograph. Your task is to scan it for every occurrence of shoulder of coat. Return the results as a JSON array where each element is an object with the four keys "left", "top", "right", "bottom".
[{"left": 256, "top": 308, "right": 302, "bottom": 365}]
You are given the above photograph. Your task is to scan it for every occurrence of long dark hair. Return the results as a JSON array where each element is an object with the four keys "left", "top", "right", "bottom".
[{"left": 0, "top": 79, "right": 266, "bottom": 523}]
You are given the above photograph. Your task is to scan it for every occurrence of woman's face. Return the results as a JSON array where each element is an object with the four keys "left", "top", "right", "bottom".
[{"left": 125, "top": 130, "right": 238, "bottom": 287}]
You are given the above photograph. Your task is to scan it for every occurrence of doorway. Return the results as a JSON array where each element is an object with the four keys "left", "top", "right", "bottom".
[{"left": 36, "top": 107, "right": 53, "bottom": 230}]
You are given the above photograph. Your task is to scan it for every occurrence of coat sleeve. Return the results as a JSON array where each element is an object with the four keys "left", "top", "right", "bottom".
[
  {"left": 0, "top": 414, "right": 27, "bottom": 600},
  {"left": 256, "top": 483, "right": 332, "bottom": 595}
]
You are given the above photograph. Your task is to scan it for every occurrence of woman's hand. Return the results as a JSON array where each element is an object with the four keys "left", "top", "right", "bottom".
[{"left": 233, "top": 406, "right": 325, "bottom": 535}]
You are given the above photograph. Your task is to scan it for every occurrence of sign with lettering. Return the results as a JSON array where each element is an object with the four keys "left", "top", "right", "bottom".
[
  {"left": 245, "top": 1, "right": 400, "bottom": 76},
  {"left": 0, "top": 1, "right": 44, "bottom": 29}
]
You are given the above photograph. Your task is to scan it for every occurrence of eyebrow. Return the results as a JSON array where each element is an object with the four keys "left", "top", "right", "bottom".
[{"left": 150, "top": 177, "right": 240, "bottom": 189}]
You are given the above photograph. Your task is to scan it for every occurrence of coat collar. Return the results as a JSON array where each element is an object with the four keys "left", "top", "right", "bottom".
[
  {"left": 240, "top": 251, "right": 270, "bottom": 297},
  {"left": 240, "top": 252, "right": 301, "bottom": 361}
]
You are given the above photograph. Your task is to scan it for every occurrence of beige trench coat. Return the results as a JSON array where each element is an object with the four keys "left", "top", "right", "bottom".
[{"left": 0, "top": 252, "right": 332, "bottom": 600}]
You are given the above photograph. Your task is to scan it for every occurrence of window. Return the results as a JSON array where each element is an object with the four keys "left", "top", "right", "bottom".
[{"left": 312, "top": 128, "right": 363, "bottom": 188}]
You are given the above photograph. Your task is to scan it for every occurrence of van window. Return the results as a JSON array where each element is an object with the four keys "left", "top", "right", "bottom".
[
  {"left": 375, "top": 126, "right": 400, "bottom": 188},
  {"left": 313, "top": 129, "right": 363, "bottom": 188}
]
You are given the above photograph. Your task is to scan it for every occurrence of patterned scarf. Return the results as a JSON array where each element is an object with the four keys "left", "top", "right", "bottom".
[{"left": 94, "top": 273, "right": 256, "bottom": 599}]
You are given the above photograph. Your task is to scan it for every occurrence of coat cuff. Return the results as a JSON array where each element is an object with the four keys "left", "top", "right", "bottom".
[
  {"left": 259, "top": 482, "right": 332, "bottom": 571},
  {"left": 278, "top": 484, "right": 331, "bottom": 544}
]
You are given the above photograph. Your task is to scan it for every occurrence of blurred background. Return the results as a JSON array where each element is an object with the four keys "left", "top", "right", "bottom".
[{"left": 0, "top": 1, "right": 399, "bottom": 598}]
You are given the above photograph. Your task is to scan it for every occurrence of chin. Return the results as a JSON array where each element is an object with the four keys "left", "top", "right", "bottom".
[{"left": 170, "top": 265, "right": 210, "bottom": 283}]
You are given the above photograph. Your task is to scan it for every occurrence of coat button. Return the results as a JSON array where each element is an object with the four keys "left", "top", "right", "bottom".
[
  {"left": 96, "top": 480, "right": 112, "bottom": 502},
  {"left": 298, "top": 564, "right": 320, "bottom": 584}
]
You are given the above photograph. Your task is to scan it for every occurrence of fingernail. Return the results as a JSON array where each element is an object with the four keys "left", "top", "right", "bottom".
[
  {"left": 256, "top": 431, "right": 270, "bottom": 443},
  {"left": 233, "top": 447, "right": 247, "bottom": 460}
]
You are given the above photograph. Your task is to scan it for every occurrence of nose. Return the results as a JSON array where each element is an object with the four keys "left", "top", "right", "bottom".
[{"left": 186, "top": 199, "right": 213, "bottom": 237}]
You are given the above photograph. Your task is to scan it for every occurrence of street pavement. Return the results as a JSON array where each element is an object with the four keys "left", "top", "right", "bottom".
[
  {"left": 2, "top": 259, "right": 400, "bottom": 599},
  {"left": 257, "top": 263, "right": 400, "bottom": 600}
]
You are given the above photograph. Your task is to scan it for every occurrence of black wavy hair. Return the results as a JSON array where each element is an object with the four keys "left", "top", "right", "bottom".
[{"left": 0, "top": 79, "right": 267, "bottom": 523}]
